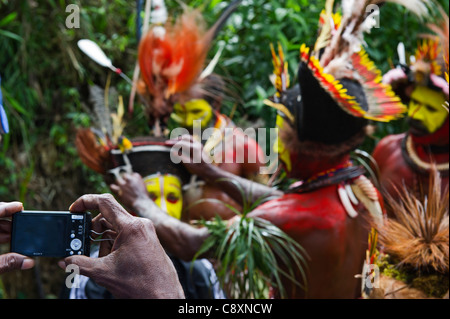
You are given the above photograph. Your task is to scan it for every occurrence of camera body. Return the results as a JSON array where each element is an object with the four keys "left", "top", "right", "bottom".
[{"left": 11, "top": 211, "right": 92, "bottom": 258}]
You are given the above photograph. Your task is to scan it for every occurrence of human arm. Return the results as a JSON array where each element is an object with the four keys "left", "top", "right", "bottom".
[
  {"left": 169, "top": 135, "right": 283, "bottom": 206},
  {"left": 110, "top": 173, "right": 210, "bottom": 261}
]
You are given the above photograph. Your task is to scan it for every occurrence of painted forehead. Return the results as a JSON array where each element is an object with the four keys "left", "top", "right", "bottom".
[
  {"left": 144, "top": 173, "right": 182, "bottom": 186},
  {"left": 411, "top": 86, "right": 447, "bottom": 107},
  {"left": 175, "top": 99, "right": 212, "bottom": 110}
]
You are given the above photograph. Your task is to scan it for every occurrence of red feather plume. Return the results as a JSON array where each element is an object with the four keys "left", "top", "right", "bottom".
[
  {"left": 75, "top": 129, "right": 111, "bottom": 174},
  {"left": 137, "top": 1, "right": 242, "bottom": 121},
  {"left": 138, "top": 9, "right": 212, "bottom": 100}
]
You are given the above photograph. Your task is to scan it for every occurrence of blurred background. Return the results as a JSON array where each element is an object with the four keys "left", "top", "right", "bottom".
[{"left": 0, "top": 0, "right": 448, "bottom": 298}]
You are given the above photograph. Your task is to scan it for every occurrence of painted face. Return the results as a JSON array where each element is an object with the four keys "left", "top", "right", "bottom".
[
  {"left": 274, "top": 114, "right": 292, "bottom": 172},
  {"left": 408, "top": 86, "right": 448, "bottom": 135},
  {"left": 171, "top": 99, "right": 213, "bottom": 129},
  {"left": 144, "top": 173, "right": 183, "bottom": 220}
]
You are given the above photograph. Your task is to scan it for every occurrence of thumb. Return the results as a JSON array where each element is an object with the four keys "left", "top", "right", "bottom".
[
  {"left": 0, "top": 253, "right": 34, "bottom": 274},
  {"left": 60, "top": 255, "right": 104, "bottom": 280}
]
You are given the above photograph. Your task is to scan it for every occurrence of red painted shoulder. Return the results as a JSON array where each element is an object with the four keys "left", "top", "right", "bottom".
[
  {"left": 249, "top": 185, "right": 348, "bottom": 232},
  {"left": 372, "top": 133, "right": 405, "bottom": 162}
]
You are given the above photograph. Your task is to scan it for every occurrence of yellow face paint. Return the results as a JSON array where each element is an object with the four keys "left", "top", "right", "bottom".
[
  {"left": 171, "top": 99, "right": 213, "bottom": 129},
  {"left": 274, "top": 114, "right": 292, "bottom": 172},
  {"left": 144, "top": 174, "right": 183, "bottom": 220},
  {"left": 408, "top": 86, "right": 448, "bottom": 134}
]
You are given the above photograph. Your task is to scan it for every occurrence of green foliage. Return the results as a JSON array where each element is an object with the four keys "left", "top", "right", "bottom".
[
  {"left": 377, "top": 254, "right": 449, "bottom": 298},
  {"left": 0, "top": 0, "right": 137, "bottom": 204},
  {"left": 192, "top": 184, "right": 309, "bottom": 299},
  {"left": 377, "top": 254, "right": 411, "bottom": 283},
  {"left": 207, "top": 0, "right": 326, "bottom": 127}
]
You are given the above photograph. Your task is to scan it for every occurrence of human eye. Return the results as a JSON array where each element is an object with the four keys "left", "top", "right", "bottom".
[
  {"left": 410, "top": 98, "right": 420, "bottom": 105},
  {"left": 190, "top": 109, "right": 202, "bottom": 115},
  {"left": 166, "top": 193, "right": 179, "bottom": 203},
  {"left": 425, "top": 105, "right": 437, "bottom": 113},
  {"left": 148, "top": 192, "right": 158, "bottom": 201}
]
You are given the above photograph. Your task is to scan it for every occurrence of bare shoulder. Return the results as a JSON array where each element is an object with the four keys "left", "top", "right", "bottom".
[
  {"left": 248, "top": 187, "right": 347, "bottom": 232},
  {"left": 374, "top": 133, "right": 405, "bottom": 152},
  {"left": 373, "top": 133, "right": 405, "bottom": 161}
]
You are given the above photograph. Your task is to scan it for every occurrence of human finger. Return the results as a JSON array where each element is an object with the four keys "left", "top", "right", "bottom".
[
  {"left": 0, "top": 202, "right": 24, "bottom": 218},
  {"left": 0, "top": 253, "right": 34, "bottom": 274},
  {"left": 98, "top": 231, "right": 116, "bottom": 257},
  {"left": 69, "top": 194, "right": 132, "bottom": 232},
  {"left": 60, "top": 254, "right": 106, "bottom": 281},
  {"left": 109, "top": 184, "right": 123, "bottom": 198},
  {"left": 123, "top": 172, "right": 142, "bottom": 182}
]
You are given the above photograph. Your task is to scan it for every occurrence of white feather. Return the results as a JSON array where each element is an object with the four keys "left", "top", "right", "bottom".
[
  {"left": 78, "top": 39, "right": 115, "bottom": 70},
  {"left": 200, "top": 41, "right": 226, "bottom": 80},
  {"left": 373, "top": 0, "right": 432, "bottom": 20},
  {"left": 321, "top": 0, "right": 432, "bottom": 72},
  {"left": 342, "top": 0, "right": 357, "bottom": 18},
  {"left": 397, "top": 42, "right": 406, "bottom": 65}
]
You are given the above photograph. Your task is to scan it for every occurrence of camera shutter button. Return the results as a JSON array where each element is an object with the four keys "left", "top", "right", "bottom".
[{"left": 70, "top": 238, "right": 82, "bottom": 251}]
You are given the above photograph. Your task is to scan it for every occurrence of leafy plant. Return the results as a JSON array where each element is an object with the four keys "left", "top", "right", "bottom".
[{"left": 191, "top": 179, "right": 309, "bottom": 299}]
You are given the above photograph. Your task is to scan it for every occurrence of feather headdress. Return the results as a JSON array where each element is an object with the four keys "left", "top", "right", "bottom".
[
  {"left": 319, "top": 0, "right": 432, "bottom": 69},
  {"left": 75, "top": 128, "right": 112, "bottom": 174},
  {"left": 265, "top": 0, "right": 432, "bottom": 146},
  {"left": 76, "top": 129, "right": 191, "bottom": 187},
  {"left": 76, "top": 85, "right": 128, "bottom": 175},
  {"left": 303, "top": 0, "right": 435, "bottom": 122},
  {"left": 422, "top": 6, "right": 449, "bottom": 87},
  {"left": 137, "top": 0, "right": 242, "bottom": 122},
  {"left": 76, "top": 1, "right": 246, "bottom": 177},
  {"left": 413, "top": 39, "right": 442, "bottom": 78},
  {"left": 383, "top": 5, "right": 449, "bottom": 106},
  {"left": 425, "top": 5, "right": 448, "bottom": 75},
  {"left": 264, "top": 43, "right": 296, "bottom": 123}
]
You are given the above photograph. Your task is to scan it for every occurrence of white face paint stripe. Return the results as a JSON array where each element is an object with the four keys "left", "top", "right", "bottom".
[{"left": 158, "top": 173, "right": 167, "bottom": 212}]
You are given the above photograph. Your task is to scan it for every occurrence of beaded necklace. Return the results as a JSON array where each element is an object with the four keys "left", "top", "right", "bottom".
[
  {"left": 402, "top": 135, "right": 449, "bottom": 176},
  {"left": 286, "top": 162, "right": 365, "bottom": 194}
]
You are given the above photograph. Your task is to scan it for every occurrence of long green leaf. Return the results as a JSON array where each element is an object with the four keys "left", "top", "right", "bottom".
[
  {"left": 0, "top": 29, "right": 22, "bottom": 42},
  {"left": 0, "top": 12, "right": 18, "bottom": 27}
]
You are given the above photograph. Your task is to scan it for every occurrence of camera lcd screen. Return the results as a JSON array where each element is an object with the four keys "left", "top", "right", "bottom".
[{"left": 12, "top": 213, "right": 69, "bottom": 257}]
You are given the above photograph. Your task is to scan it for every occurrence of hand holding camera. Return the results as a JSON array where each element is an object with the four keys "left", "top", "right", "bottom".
[
  {"left": 4, "top": 195, "right": 184, "bottom": 298},
  {"left": 59, "top": 194, "right": 185, "bottom": 299},
  {"left": 0, "top": 202, "right": 35, "bottom": 274}
]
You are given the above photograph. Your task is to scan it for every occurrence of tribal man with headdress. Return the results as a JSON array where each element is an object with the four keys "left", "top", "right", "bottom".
[
  {"left": 110, "top": 0, "right": 425, "bottom": 298},
  {"left": 135, "top": 0, "right": 266, "bottom": 221},
  {"left": 74, "top": 0, "right": 264, "bottom": 298},
  {"left": 358, "top": 9, "right": 450, "bottom": 299},
  {"left": 373, "top": 10, "right": 449, "bottom": 203},
  {"left": 74, "top": 135, "right": 225, "bottom": 299}
]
